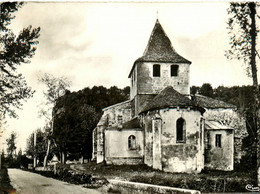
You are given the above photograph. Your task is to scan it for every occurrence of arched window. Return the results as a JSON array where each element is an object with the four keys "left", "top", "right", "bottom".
[
  {"left": 128, "top": 135, "right": 136, "bottom": 149},
  {"left": 176, "top": 118, "right": 186, "bottom": 143},
  {"left": 153, "top": 64, "right": 160, "bottom": 77},
  {"left": 171, "top": 65, "right": 179, "bottom": 76}
]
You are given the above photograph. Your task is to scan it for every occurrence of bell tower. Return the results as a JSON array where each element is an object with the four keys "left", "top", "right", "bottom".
[{"left": 128, "top": 20, "right": 191, "bottom": 115}]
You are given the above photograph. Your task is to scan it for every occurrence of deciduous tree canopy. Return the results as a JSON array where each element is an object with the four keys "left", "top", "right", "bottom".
[{"left": 53, "top": 86, "right": 130, "bottom": 161}]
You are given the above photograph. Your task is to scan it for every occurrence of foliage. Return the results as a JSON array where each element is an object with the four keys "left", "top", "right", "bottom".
[
  {"left": 0, "top": 2, "right": 40, "bottom": 118},
  {"left": 226, "top": 2, "right": 258, "bottom": 86},
  {"left": 190, "top": 86, "right": 200, "bottom": 95},
  {"left": 6, "top": 131, "right": 17, "bottom": 159},
  {"left": 0, "top": 166, "right": 15, "bottom": 193},
  {"left": 53, "top": 86, "right": 130, "bottom": 161},
  {"left": 38, "top": 73, "right": 71, "bottom": 167},
  {"left": 38, "top": 73, "right": 71, "bottom": 122},
  {"left": 191, "top": 84, "right": 258, "bottom": 169},
  {"left": 199, "top": 83, "right": 214, "bottom": 97},
  {"left": 25, "top": 129, "right": 51, "bottom": 165}
]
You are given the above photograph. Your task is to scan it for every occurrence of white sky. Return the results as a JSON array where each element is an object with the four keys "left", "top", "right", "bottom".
[{"left": 2, "top": 1, "right": 258, "bottom": 152}]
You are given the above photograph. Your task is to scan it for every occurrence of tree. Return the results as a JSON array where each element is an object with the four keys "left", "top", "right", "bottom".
[
  {"left": 226, "top": 2, "right": 259, "bottom": 183},
  {"left": 0, "top": 2, "right": 40, "bottom": 118},
  {"left": 199, "top": 83, "right": 214, "bottom": 97},
  {"left": 25, "top": 129, "right": 49, "bottom": 166},
  {"left": 190, "top": 86, "right": 200, "bottom": 95},
  {"left": 226, "top": 2, "right": 258, "bottom": 86},
  {"left": 54, "top": 100, "right": 100, "bottom": 163},
  {"left": 6, "top": 132, "right": 17, "bottom": 159},
  {"left": 38, "top": 73, "right": 71, "bottom": 167},
  {"left": 53, "top": 85, "right": 130, "bottom": 163}
]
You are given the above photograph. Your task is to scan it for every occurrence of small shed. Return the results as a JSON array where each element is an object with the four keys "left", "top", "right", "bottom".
[{"left": 204, "top": 120, "right": 234, "bottom": 171}]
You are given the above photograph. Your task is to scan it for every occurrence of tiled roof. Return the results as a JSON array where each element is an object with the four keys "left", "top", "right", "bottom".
[
  {"left": 140, "top": 86, "right": 204, "bottom": 113},
  {"left": 205, "top": 120, "right": 233, "bottom": 130},
  {"left": 122, "top": 117, "right": 141, "bottom": 129},
  {"left": 129, "top": 20, "right": 191, "bottom": 78},
  {"left": 193, "top": 94, "right": 236, "bottom": 109}
]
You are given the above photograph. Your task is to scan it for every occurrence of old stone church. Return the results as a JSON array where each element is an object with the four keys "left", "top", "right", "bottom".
[{"left": 92, "top": 20, "right": 247, "bottom": 173}]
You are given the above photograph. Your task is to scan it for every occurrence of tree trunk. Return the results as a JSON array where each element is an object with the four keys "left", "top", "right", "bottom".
[
  {"left": 81, "top": 155, "right": 84, "bottom": 164},
  {"left": 61, "top": 151, "right": 66, "bottom": 164},
  {"left": 248, "top": 2, "right": 260, "bottom": 186},
  {"left": 249, "top": 2, "right": 258, "bottom": 87},
  {"left": 43, "top": 139, "right": 51, "bottom": 169}
]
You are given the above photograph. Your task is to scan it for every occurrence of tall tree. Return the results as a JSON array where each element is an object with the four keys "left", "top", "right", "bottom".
[
  {"left": 6, "top": 132, "right": 17, "bottom": 159},
  {"left": 38, "top": 73, "right": 71, "bottom": 168},
  {"left": 53, "top": 85, "right": 130, "bottom": 163},
  {"left": 226, "top": 2, "right": 259, "bottom": 184},
  {"left": 25, "top": 129, "right": 48, "bottom": 166},
  {"left": 0, "top": 2, "right": 40, "bottom": 118},
  {"left": 226, "top": 2, "right": 258, "bottom": 86}
]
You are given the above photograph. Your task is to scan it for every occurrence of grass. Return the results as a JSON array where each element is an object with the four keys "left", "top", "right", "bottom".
[
  {"left": 69, "top": 161, "right": 257, "bottom": 192},
  {"left": 22, "top": 162, "right": 257, "bottom": 192},
  {"left": 0, "top": 166, "right": 16, "bottom": 194}
]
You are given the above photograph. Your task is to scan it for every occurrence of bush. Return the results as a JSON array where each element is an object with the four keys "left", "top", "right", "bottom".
[
  {"left": 55, "top": 164, "right": 92, "bottom": 184},
  {"left": 0, "top": 167, "right": 16, "bottom": 193}
]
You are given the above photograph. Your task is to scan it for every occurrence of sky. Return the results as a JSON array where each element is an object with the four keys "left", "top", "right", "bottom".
[{"left": 2, "top": 1, "right": 259, "bottom": 152}]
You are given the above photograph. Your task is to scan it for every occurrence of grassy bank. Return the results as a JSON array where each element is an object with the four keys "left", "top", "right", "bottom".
[
  {"left": 25, "top": 162, "right": 257, "bottom": 192},
  {"left": 0, "top": 167, "right": 15, "bottom": 194},
  {"left": 70, "top": 162, "right": 257, "bottom": 193}
]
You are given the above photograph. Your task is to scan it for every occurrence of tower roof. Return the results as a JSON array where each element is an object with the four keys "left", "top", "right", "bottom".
[
  {"left": 140, "top": 86, "right": 204, "bottom": 113},
  {"left": 129, "top": 19, "right": 191, "bottom": 78}
]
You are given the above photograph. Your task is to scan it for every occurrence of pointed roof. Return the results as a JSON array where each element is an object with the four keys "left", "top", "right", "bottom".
[
  {"left": 129, "top": 20, "right": 191, "bottom": 78},
  {"left": 140, "top": 86, "right": 204, "bottom": 113}
]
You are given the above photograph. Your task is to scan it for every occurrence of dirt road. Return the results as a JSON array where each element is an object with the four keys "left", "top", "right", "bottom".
[{"left": 8, "top": 168, "right": 101, "bottom": 194}]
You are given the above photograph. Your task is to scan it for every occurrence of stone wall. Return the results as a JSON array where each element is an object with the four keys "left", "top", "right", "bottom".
[
  {"left": 205, "top": 129, "right": 234, "bottom": 171},
  {"left": 109, "top": 179, "right": 201, "bottom": 194},
  {"left": 204, "top": 108, "right": 247, "bottom": 164},
  {"left": 102, "top": 100, "right": 133, "bottom": 128},
  {"left": 136, "top": 62, "right": 190, "bottom": 96},
  {"left": 105, "top": 128, "right": 144, "bottom": 165},
  {"left": 130, "top": 64, "right": 138, "bottom": 99},
  {"left": 143, "top": 108, "right": 204, "bottom": 173},
  {"left": 94, "top": 100, "right": 133, "bottom": 163}
]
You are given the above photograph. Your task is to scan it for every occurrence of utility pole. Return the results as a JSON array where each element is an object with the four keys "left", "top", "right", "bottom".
[{"left": 33, "top": 131, "right": 36, "bottom": 170}]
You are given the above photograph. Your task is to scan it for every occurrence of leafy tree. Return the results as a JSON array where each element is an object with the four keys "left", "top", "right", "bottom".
[
  {"left": 38, "top": 73, "right": 71, "bottom": 167},
  {"left": 226, "top": 2, "right": 258, "bottom": 86},
  {"left": 54, "top": 101, "right": 100, "bottom": 163},
  {"left": 199, "top": 83, "right": 214, "bottom": 97},
  {"left": 0, "top": 2, "right": 40, "bottom": 118},
  {"left": 226, "top": 2, "right": 259, "bottom": 177},
  {"left": 0, "top": 149, "right": 5, "bottom": 168},
  {"left": 16, "top": 148, "right": 22, "bottom": 167},
  {"left": 53, "top": 85, "right": 130, "bottom": 163},
  {"left": 6, "top": 132, "right": 17, "bottom": 159},
  {"left": 25, "top": 129, "right": 49, "bottom": 166},
  {"left": 190, "top": 86, "right": 200, "bottom": 95}
]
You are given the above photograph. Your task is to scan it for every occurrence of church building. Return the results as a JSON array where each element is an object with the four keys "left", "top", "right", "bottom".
[{"left": 92, "top": 20, "right": 246, "bottom": 173}]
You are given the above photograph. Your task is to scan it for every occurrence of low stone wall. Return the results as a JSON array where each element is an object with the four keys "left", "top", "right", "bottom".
[{"left": 109, "top": 179, "right": 201, "bottom": 194}]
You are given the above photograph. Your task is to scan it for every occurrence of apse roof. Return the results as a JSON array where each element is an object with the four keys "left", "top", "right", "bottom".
[{"left": 140, "top": 86, "right": 204, "bottom": 113}]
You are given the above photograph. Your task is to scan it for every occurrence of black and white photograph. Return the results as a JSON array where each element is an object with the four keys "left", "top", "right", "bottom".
[{"left": 0, "top": 1, "right": 259, "bottom": 193}]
